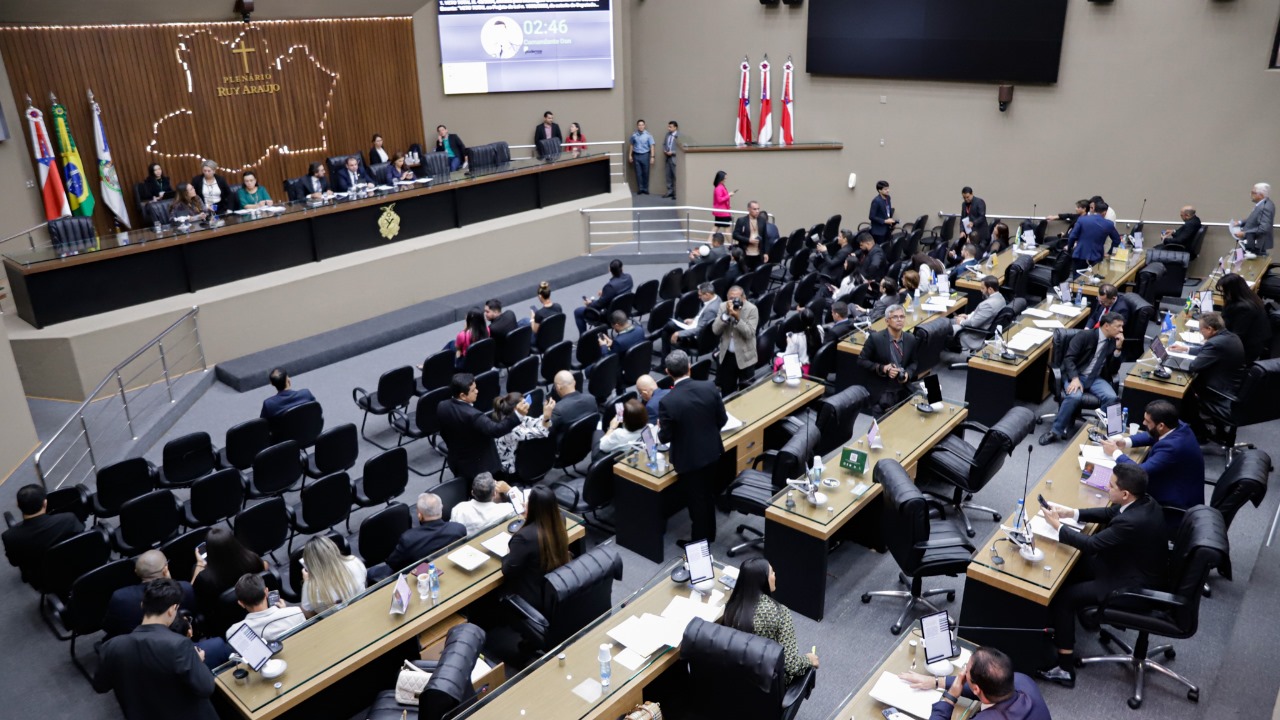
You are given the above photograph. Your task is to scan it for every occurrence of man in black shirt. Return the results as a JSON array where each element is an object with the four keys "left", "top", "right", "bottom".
[
  {"left": 1159, "top": 206, "right": 1201, "bottom": 248},
  {"left": 103, "top": 549, "right": 197, "bottom": 638},
  {"left": 3, "top": 484, "right": 83, "bottom": 585},
  {"left": 484, "top": 299, "right": 518, "bottom": 343}
]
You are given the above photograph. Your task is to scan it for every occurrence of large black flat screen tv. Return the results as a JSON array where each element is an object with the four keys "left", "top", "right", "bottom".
[{"left": 806, "top": 0, "right": 1069, "bottom": 84}]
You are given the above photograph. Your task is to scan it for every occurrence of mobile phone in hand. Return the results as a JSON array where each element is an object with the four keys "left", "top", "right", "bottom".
[
  {"left": 267, "top": 590, "right": 280, "bottom": 607},
  {"left": 196, "top": 542, "right": 207, "bottom": 560},
  {"left": 528, "top": 305, "right": 538, "bottom": 313},
  {"left": 1037, "top": 493, "right": 1052, "bottom": 511},
  {"left": 614, "top": 402, "right": 624, "bottom": 418}
]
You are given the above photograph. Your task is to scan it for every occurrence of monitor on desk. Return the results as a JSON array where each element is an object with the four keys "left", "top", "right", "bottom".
[
  {"left": 1150, "top": 337, "right": 1169, "bottom": 363},
  {"left": 1105, "top": 403, "right": 1123, "bottom": 437},
  {"left": 920, "top": 610, "right": 959, "bottom": 664}
]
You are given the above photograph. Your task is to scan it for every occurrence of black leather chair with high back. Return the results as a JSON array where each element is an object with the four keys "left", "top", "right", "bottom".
[
  {"left": 160, "top": 527, "right": 208, "bottom": 587},
  {"left": 180, "top": 468, "right": 245, "bottom": 529},
  {"left": 38, "top": 484, "right": 92, "bottom": 526},
  {"left": 462, "top": 338, "right": 496, "bottom": 375},
  {"left": 1200, "top": 359, "right": 1280, "bottom": 462},
  {"left": 659, "top": 267, "right": 684, "bottom": 301},
  {"left": 303, "top": 423, "right": 357, "bottom": 479},
  {"left": 690, "top": 355, "right": 714, "bottom": 382},
  {"left": 112, "top": 489, "right": 182, "bottom": 556},
  {"left": 356, "top": 502, "right": 412, "bottom": 568},
  {"left": 723, "top": 418, "right": 819, "bottom": 557},
  {"left": 353, "top": 366, "right": 416, "bottom": 450},
  {"left": 554, "top": 414, "right": 600, "bottom": 476},
  {"left": 584, "top": 354, "right": 619, "bottom": 407},
  {"left": 681, "top": 617, "right": 817, "bottom": 720},
  {"left": 1079, "top": 505, "right": 1228, "bottom": 709},
  {"left": 1120, "top": 292, "right": 1154, "bottom": 362},
  {"left": 573, "top": 327, "right": 607, "bottom": 371},
  {"left": 157, "top": 432, "right": 218, "bottom": 489},
  {"left": 474, "top": 368, "right": 501, "bottom": 414},
  {"left": 499, "top": 324, "right": 533, "bottom": 370},
  {"left": 287, "top": 471, "right": 353, "bottom": 553},
  {"left": 364, "top": 623, "right": 489, "bottom": 720},
  {"left": 550, "top": 449, "right": 620, "bottom": 531},
  {"left": 416, "top": 349, "right": 456, "bottom": 398},
  {"left": 861, "top": 460, "right": 974, "bottom": 634},
  {"left": 1039, "top": 328, "right": 1104, "bottom": 426},
  {"left": 1165, "top": 449, "right": 1269, "bottom": 588},
  {"left": 540, "top": 341, "right": 572, "bottom": 389},
  {"left": 513, "top": 434, "right": 557, "bottom": 486},
  {"left": 353, "top": 447, "right": 410, "bottom": 515},
  {"left": 1029, "top": 248, "right": 1074, "bottom": 300},
  {"left": 420, "top": 151, "right": 450, "bottom": 179},
  {"left": 55, "top": 558, "right": 137, "bottom": 679},
  {"left": 619, "top": 340, "right": 653, "bottom": 391},
  {"left": 234, "top": 496, "right": 289, "bottom": 559},
  {"left": 1001, "top": 255, "right": 1034, "bottom": 302},
  {"left": 502, "top": 545, "right": 623, "bottom": 655},
  {"left": 434, "top": 476, "right": 470, "bottom": 522},
  {"left": 674, "top": 290, "right": 701, "bottom": 324},
  {"left": 683, "top": 262, "right": 710, "bottom": 294},
  {"left": 246, "top": 440, "right": 303, "bottom": 499},
  {"left": 911, "top": 316, "right": 954, "bottom": 378},
  {"left": 92, "top": 457, "right": 157, "bottom": 521},
  {"left": 271, "top": 400, "right": 325, "bottom": 450},
  {"left": 219, "top": 418, "right": 273, "bottom": 474},
  {"left": 33, "top": 528, "right": 111, "bottom": 636},
  {"left": 283, "top": 177, "right": 307, "bottom": 203},
  {"left": 48, "top": 216, "right": 96, "bottom": 254},
  {"left": 1144, "top": 248, "right": 1190, "bottom": 301},
  {"left": 917, "top": 407, "right": 1035, "bottom": 537},
  {"left": 391, "top": 389, "right": 449, "bottom": 478},
  {"left": 534, "top": 313, "right": 567, "bottom": 354},
  {"left": 644, "top": 300, "right": 675, "bottom": 344},
  {"left": 823, "top": 214, "right": 841, "bottom": 243},
  {"left": 1134, "top": 262, "right": 1166, "bottom": 307},
  {"left": 631, "top": 279, "right": 659, "bottom": 320}
]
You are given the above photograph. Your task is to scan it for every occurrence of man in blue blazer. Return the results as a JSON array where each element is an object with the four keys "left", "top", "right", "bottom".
[
  {"left": 1102, "top": 399, "right": 1205, "bottom": 510},
  {"left": 260, "top": 367, "right": 317, "bottom": 420},
  {"left": 574, "top": 258, "right": 634, "bottom": 333},
  {"left": 333, "top": 155, "right": 374, "bottom": 192},
  {"left": 868, "top": 179, "right": 897, "bottom": 243},
  {"left": 902, "top": 646, "right": 1051, "bottom": 720},
  {"left": 1067, "top": 200, "right": 1121, "bottom": 269}
]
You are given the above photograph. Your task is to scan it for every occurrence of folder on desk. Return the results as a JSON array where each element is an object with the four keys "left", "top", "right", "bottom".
[
  {"left": 1022, "top": 307, "right": 1053, "bottom": 319},
  {"left": 869, "top": 671, "right": 942, "bottom": 719},
  {"left": 1033, "top": 319, "right": 1065, "bottom": 329}
]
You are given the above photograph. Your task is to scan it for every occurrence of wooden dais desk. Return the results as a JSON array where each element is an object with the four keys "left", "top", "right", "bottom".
[
  {"left": 1120, "top": 312, "right": 1196, "bottom": 412},
  {"left": 825, "top": 631, "right": 980, "bottom": 720},
  {"left": 835, "top": 291, "right": 967, "bottom": 389}
]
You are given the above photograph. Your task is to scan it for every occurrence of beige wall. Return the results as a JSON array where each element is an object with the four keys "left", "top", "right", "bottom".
[
  {"left": 630, "top": 0, "right": 1280, "bottom": 227},
  {"left": 0, "top": 316, "right": 38, "bottom": 484},
  {"left": 0, "top": 50, "right": 48, "bottom": 243}
]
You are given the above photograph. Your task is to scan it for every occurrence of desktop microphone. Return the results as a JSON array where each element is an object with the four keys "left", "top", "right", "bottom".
[{"left": 1010, "top": 443, "right": 1045, "bottom": 562}]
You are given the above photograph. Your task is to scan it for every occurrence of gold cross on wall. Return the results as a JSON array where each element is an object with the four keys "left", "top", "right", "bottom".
[{"left": 231, "top": 43, "right": 256, "bottom": 73}]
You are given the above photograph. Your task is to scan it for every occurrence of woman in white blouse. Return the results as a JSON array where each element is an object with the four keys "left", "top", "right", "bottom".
[
  {"left": 299, "top": 535, "right": 366, "bottom": 617},
  {"left": 598, "top": 399, "right": 650, "bottom": 454}
]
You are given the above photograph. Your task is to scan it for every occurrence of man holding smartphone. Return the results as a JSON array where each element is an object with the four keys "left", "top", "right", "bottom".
[
  {"left": 899, "top": 646, "right": 1050, "bottom": 719},
  {"left": 225, "top": 573, "right": 305, "bottom": 642}
]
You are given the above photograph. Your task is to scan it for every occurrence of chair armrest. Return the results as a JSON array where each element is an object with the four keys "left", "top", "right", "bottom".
[
  {"left": 752, "top": 450, "right": 779, "bottom": 472},
  {"left": 954, "top": 420, "right": 990, "bottom": 435},
  {"left": 928, "top": 443, "right": 980, "bottom": 470},
  {"left": 1100, "top": 588, "right": 1186, "bottom": 611},
  {"left": 500, "top": 593, "right": 549, "bottom": 644},
  {"left": 547, "top": 481, "right": 580, "bottom": 509},
  {"left": 782, "top": 665, "right": 817, "bottom": 709},
  {"left": 351, "top": 387, "right": 370, "bottom": 403},
  {"left": 3, "top": 510, "right": 15, "bottom": 529},
  {"left": 914, "top": 537, "right": 975, "bottom": 552}
]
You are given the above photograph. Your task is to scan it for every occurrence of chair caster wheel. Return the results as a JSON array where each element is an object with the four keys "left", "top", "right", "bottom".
[
  {"left": 861, "top": 594, "right": 871, "bottom": 604},
  {"left": 726, "top": 549, "right": 737, "bottom": 558},
  {"left": 991, "top": 512, "right": 1002, "bottom": 521},
  {"left": 890, "top": 624, "right": 902, "bottom": 635},
  {"left": 946, "top": 591, "right": 956, "bottom": 602},
  {"left": 1164, "top": 648, "right": 1176, "bottom": 660},
  {"left": 1187, "top": 689, "right": 1199, "bottom": 702},
  {"left": 965, "top": 528, "right": 977, "bottom": 538},
  {"left": 1128, "top": 697, "right": 1142, "bottom": 710}
]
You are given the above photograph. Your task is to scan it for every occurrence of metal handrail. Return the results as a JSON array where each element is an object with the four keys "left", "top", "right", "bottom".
[
  {"left": 33, "top": 306, "right": 208, "bottom": 488},
  {"left": 0, "top": 222, "right": 48, "bottom": 249},
  {"left": 936, "top": 210, "right": 1280, "bottom": 229},
  {"left": 579, "top": 205, "right": 765, "bottom": 254}
]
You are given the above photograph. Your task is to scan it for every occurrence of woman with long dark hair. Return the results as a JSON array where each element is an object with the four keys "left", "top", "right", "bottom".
[
  {"left": 501, "top": 486, "right": 570, "bottom": 606},
  {"left": 451, "top": 308, "right": 490, "bottom": 369},
  {"left": 1217, "top": 272, "right": 1272, "bottom": 361},
  {"left": 191, "top": 526, "right": 266, "bottom": 616},
  {"left": 168, "top": 182, "right": 207, "bottom": 222},
  {"left": 142, "top": 163, "right": 173, "bottom": 202},
  {"left": 720, "top": 557, "right": 818, "bottom": 684},
  {"left": 564, "top": 123, "right": 587, "bottom": 155}
]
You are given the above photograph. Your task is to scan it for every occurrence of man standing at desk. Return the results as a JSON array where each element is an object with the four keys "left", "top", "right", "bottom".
[
  {"left": 657, "top": 350, "right": 727, "bottom": 544},
  {"left": 1234, "top": 182, "right": 1273, "bottom": 253},
  {"left": 628, "top": 119, "right": 655, "bottom": 195},
  {"left": 1067, "top": 200, "right": 1121, "bottom": 270},
  {"left": 1101, "top": 400, "right": 1205, "bottom": 510},
  {"left": 712, "top": 286, "right": 759, "bottom": 396},
  {"left": 901, "top": 646, "right": 1051, "bottom": 719},
  {"left": 533, "top": 111, "right": 562, "bottom": 158},
  {"left": 857, "top": 304, "right": 919, "bottom": 414},
  {"left": 1038, "top": 313, "right": 1124, "bottom": 446},
  {"left": 1039, "top": 463, "right": 1168, "bottom": 687},
  {"left": 960, "top": 186, "right": 989, "bottom": 246},
  {"left": 869, "top": 180, "right": 896, "bottom": 243}
]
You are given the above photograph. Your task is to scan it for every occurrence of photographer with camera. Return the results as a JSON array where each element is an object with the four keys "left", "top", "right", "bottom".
[{"left": 711, "top": 286, "right": 758, "bottom": 396}]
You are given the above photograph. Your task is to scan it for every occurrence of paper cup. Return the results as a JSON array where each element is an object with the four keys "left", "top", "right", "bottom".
[{"left": 1128, "top": 423, "right": 1139, "bottom": 436}]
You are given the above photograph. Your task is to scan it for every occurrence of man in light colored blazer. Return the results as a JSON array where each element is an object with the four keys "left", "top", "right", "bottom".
[
  {"left": 1236, "top": 182, "right": 1274, "bottom": 252},
  {"left": 712, "top": 285, "right": 759, "bottom": 396},
  {"left": 953, "top": 275, "right": 1007, "bottom": 352}
]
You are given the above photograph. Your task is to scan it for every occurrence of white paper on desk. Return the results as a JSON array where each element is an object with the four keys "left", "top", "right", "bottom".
[
  {"left": 233, "top": 209, "right": 253, "bottom": 215},
  {"left": 614, "top": 647, "right": 646, "bottom": 671},
  {"left": 1080, "top": 443, "right": 1122, "bottom": 464},
  {"left": 869, "top": 671, "right": 942, "bottom": 719},
  {"left": 921, "top": 301, "right": 950, "bottom": 313},
  {"left": 1028, "top": 512, "right": 1083, "bottom": 542},
  {"left": 481, "top": 532, "right": 512, "bottom": 557},
  {"left": 1022, "top": 307, "right": 1053, "bottom": 319},
  {"left": 1033, "top": 319, "right": 1065, "bottom": 329},
  {"left": 1180, "top": 331, "right": 1205, "bottom": 345},
  {"left": 1184, "top": 319, "right": 1200, "bottom": 329},
  {"left": 333, "top": 192, "right": 349, "bottom": 198},
  {"left": 1008, "top": 328, "right": 1052, "bottom": 351},
  {"left": 571, "top": 677, "right": 603, "bottom": 702},
  {"left": 1049, "top": 303, "right": 1084, "bottom": 317},
  {"left": 1013, "top": 248, "right": 1039, "bottom": 256},
  {"left": 606, "top": 615, "right": 667, "bottom": 657},
  {"left": 721, "top": 414, "right": 744, "bottom": 433}
]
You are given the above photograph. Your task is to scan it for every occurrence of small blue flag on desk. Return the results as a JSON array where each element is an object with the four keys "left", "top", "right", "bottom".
[{"left": 1161, "top": 312, "right": 1175, "bottom": 335}]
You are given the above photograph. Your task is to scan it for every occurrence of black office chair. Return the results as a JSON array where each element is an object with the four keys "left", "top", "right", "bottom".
[
  {"left": 659, "top": 267, "right": 685, "bottom": 301},
  {"left": 631, "top": 279, "right": 659, "bottom": 320},
  {"left": 434, "top": 476, "right": 471, "bottom": 523},
  {"left": 112, "top": 489, "right": 181, "bottom": 556},
  {"left": 156, "top": 432, "right": 218, "bottom": 489},
  {"left": 180, "top": 468, "right": 245, "bottom": 529},
  {"left": 674, "top": 290, "right": 702, "bottom": 324},
  {"left": 279, "top": 532, "right": 348, "bottom": 603},
  {"left": 32, "top": 528, "right": 111, "bottom": 637},
  {"left": 287, "top": 472, "right": 353, "bottom": 553},
  {"left": 498, "top": 324, "right": 533, "bottom": 370},
  {"left": 92, "top": 457, "right": 157, "bottom": 521},
  {"left": 540, "top": 341, "right": 572, "bottom": 389},
  {"left": 1001, "top": 255, "right": 1034, "bottom": 302},
  {"left": 583, "top": 292, "right": 635, "bottom": 328},
  {"left": 246, "top": 441, "right": 304, "bottom": 499},
  {"left": 393, "top": 389, "right": 449, "bottom": 479},
  {"left": 1134, "top": 262, "right": 1166, "bottom": 307},
  {"left": 160, "top": 527, "right": 208, "bottom": 588},
  {"left": 681, "top": 617, "right": 816, "bottom": 720},
  {"left": 1144, "top": 248, "right": 1190, "bottom": 301},
  {"left": 917, "top": 407, "right": 1035, "bottom": 537},
  {"left": 534, "top": 313, "right": 566, "bottom": 354},
  {"left": 690, "top": 355, "right": 714, "bottom": 381},
  {"left": 55, "top": 558, "right": 137, "bottom": 680},
  {"left": 356, "top": 503, "right": 412, "bottom": 568},
  {"left": 1038, "top": 328, "right": 1104, "bottom": 427},
  {"left": 303, "top": 423, "right": 358, "bottom": 479},
  {"left": 474, "top": 368, "right": 501, "bottom": 415},
  {"left": 1165, "top": 449, "right": 1269, "bottom": 588},
  {"left": 270, "top": 400, "right": 325, "bottom": 450},
  {"left": 416, "top": 349, "right": 456, "bottom": 397},
  {"left": 353, "top": 366, "right": 416, "bottom": 450},
  {"left": 1029, "top": 249, "right": 1073, "bottom": 300},
  {"left": 462, "top": 338, "right": 496, "bottom": 375},
  {"left": 364, "top": 623, "right": 489, "bottom": 720},
  {"left": 550, "top": 449, "right": 620, "bottom": 531},
  {"left": 48, "top": 216, "right": 96, "bottom": 255},
  {"left": 861, "top": 460, "right": 974, "bottom": 634},
  {"left": 234, "top": 497, "right": 289, "bottom": 560},
  {"left": 502, "top": 545, "right": 623, "bottom": 654},
  {"left": 722, "top": 418, "right": 819, "bottom": 557},
  {"left": 912, "top": 316, "right": 954, "bottom": 377},
  {"left": 684, "top": 262, "right": 710, "bottom": 293},
  {"left": 513, "top": 435, "right": 557, "bottom": 487},
  {"left": 950, "top": 300, "right": 1022, "bottom": 368},
  {"left": 620, "top": 340, "right": 653, "bottom": 391},
  {"left": 1119, "top": 292, "right": 1154, "bottom": 362},
  {"left": 1079, "top": 505, "right": 1228, "bottom": 709},
  {"left": 219, "top": 418, "right": 272, "bottom": 473},
  {"left": 1199, "top": 359, "right": 1280, "bottom": 462},
  {"left": 585, "top": 354, "right": 619, "bottom": 407},
  {"left": 353, "top": 447, "right": 410, "bottom": 517},
  {"left": 573, "top": 327, "right": 607, "bottom": 371},
  {"left": 554, "top": 414, "right": 600, "bottom": 476}
]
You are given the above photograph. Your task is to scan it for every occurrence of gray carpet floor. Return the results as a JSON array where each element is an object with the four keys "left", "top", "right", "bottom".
[{"left": 3, "top": 249, "right": 1279, "bottom": 720}]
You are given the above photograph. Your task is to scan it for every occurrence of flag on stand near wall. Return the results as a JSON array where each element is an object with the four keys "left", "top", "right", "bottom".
[
  {"left": 50, "top": 94, "right": 95, "bottom": 218},
  {"left": 24, "top": 100, "right": 71, "bottom": 221},
  {"left": 735, "top": 58, "right": 752, "bottom": 147},
  {"left": 780, "top": 57, "right": 795, "bottom": 146},
  {"left": 88, "top": 90, "right": 130, "bottom": 228},
  {"left": 756, "top": 57, "right": 772, "bottom": 146}
]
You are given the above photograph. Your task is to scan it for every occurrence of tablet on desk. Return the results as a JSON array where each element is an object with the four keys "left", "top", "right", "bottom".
[
  {"left": 683, "top": 539, "right": 715, "bottom": 586},
  {"left": 228, "top": 623, "right": 274, "bottom": 672},
  {"left": 920, "top": 610, "right": 959, "bottom": 665}
]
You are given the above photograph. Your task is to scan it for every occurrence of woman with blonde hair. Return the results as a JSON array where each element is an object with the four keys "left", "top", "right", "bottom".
[{"left": 300, "top": 535, "right": 367, "bottom": 616}]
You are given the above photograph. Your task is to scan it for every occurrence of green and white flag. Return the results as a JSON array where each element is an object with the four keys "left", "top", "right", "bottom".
[{"left": 88, "top": 89, "right": 129, "bottom": 227}]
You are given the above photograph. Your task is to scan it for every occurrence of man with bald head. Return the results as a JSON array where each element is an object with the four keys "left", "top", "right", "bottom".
[
  {"left": 1159, "top": 205, "right": 1201, "bottom": 248},
  {"left": 102, "top": 549, "right": 196, "bottom": 638},
  {"left": 550, "top": 370, "right": 597, "bottom": 446},
  {"left": 383, "top": 493, "right": 467, "bottom": 573},
  {"left": 636, "top": 374, "right": 669, "bottom": 419}
]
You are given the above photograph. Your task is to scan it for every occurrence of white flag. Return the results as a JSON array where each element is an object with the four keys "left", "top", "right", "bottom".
[{"left": 89, "top": 90, "right": 130, "bottom": 228}]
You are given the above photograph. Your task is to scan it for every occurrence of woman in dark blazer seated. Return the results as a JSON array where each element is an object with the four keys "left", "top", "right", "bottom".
[
  {"left": 1217, "top": 272, "right": 1272, "bottom": 361},
  {"left": 168, "top": 182, "right": 207, "bottom": 222},
  {"left": 382, "top": 152, "right": 416, "bottom": 185},
  {"left": 369, "top": 133, "right": 390, "bottom": 166},
  {"left": 501, "top": 486, "right": 570, "bottom": 606},
  {"left": 191, "top": 159, "right": 232, "bottom": 213},
  {"left": 142, "top": 163, "right": 173, "bottom": 202}
]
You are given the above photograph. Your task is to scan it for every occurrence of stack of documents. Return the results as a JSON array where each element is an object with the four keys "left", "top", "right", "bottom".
[
  {"left": 1028, "top": 511, "right": 1084, "bottom": 542},
  {"left": 869, "top": 672, "right": 942, "bottom": 719},
  {"left": 1179, "top": 331, "right": 1205, "bottom": 345},
  {"left": 1033, "top": 319, "right": 1065, "bottom": 329},
  {"left": 1022, "top": 307, "right": 1053, "bottom": 319},
  {"left": 1049, "top": 303, "right": 1084, "bottom": 317},
  {"left": 1079, "top": 443, "right": 1122, "bottom": 466},
  {"left": 1007, "top": 328, "right": 1053, "bottom": 352},
  {"left": 605, "top": 590, "right": 727, "bottom": 662}
]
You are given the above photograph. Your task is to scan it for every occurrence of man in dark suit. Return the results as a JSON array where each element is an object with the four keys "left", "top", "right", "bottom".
[
  {"left": 657, "top": 350, "right": 728, "bottom": 543},
  {"left": 103, "top": 550, "right": 196, "bottom": 638},
  {"left": 869, "top": 180, "right": 897, "bottom": 243},
  {"left": 533, "top": 111, "right": 562, "bottom": 158},
  {"left": 1040, "top": 313, "right": 1124, "bottom": 444},
  {"left": 382, "top": 493, "right": 468, "bottom": 572},
  {"left": 434, "top": 124, "right": 468, "bottom": 171},
  {"left": 437, "top": 373, "right": 526, "bottom": 479},
  {"left": 813, "top": 228, "right": 855, "bottom": 279},
  {"left": 484, "top": 299, "right": 518, "bottom": 344},
  {"left": 959, "top": 186, "right": 989, "bottom": 245},
  {"left": 93, "top": 579, "right": 218, "bottom": 720},
  {"left": 856, "top": 304, "right": 920, "bottom": 413},
  {"left": 549, "top": 370, "right": 597, "bottom": 446},
  {"left": 599, "top": 310, "right": 645, "bottom": 357},
  {"left": 1039, "top": 463, "right": 1169, "bottom": 687},
  {"left": 947, "top": 242, "right": 980, "bottom": 285},
  {"left": 2, "top": 484, "right": 84, "bottom": 584},
  {"left": 1102, "top": 400, "right": 1205, "bottom": 511},
  {"left": 902, "top": 646, "right": 1051, "bottom": 720},
  {"left": 260, "top": 367, "right": 317, "bottom": 420},
  {"left": 636, "top": 375, "right": 669, "bottom": 420},
  {"left": 688, "top": 232, "right": 728, "bottom": 267},
  {"left": 575, "top": 258, "right": 634, "bottom": 333},
  {"left": 825, "top": 301, "right": 856, "bottom": 341},
  {"left": 1159, "top": 206, "right": 1202, "bottom": 248},
  {"left": 731, "top": 202, "right": 778, "bottom": 268},
  {"left": 1170, "top": 311, "right": 1246, "bottom": 439},
  {"left": 1084, "top": 283, "right": 1131, "bottom": 329},
  {"left": 333, "top": 155, "right": 373, "bottom": 193},
  {"left": 1067, "top": 201, "right": 1122, "bottom": 269},
  {"left": 303, "top": 162, "right": 332, "bottom": 199},
  {"left": 1235, "top": 183, "right": 1274, "bottom": 253},
  {"left": 855, "top": 231, "right": 888, "bottom": 285}
]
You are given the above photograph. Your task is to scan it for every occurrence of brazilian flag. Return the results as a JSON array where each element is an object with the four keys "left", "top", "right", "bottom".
[{"left": 51, "top": 100, "right": 95, "bottom": 217}]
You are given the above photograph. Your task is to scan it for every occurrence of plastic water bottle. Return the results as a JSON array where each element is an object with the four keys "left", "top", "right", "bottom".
[
  {"left": 427, "top": 562, "right": 440, "bottom": 602},
  {"left": 1014, "top": 498, "right": 1025, "bottom": 530},
  {"left": 153, "top": 220, "right": 161, "bottom": 235},
  {"left": 1122, "top": 407, "right": 1129, "bottom": 428},
  {"left": 598, "top": 644, "right": 612, "bottom": 687}
]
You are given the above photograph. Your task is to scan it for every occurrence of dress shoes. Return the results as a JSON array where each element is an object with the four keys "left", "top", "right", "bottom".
[
  {"left": 1038, "top": 430, "right": 1063, "bottom": 446},
  {"left": 1036, "top": 666, "right": 1076, "bottom": 688}
]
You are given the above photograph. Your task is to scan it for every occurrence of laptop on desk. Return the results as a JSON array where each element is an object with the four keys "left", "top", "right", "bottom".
[{"left": 1150, "top": 337, "right": 1195, "bottom": 371}]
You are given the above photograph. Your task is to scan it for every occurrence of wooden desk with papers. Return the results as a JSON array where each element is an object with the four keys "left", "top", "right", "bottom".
[
  {"left": 836, "top": 291, "right": 967, "bottom": 390},
  {"left": 1076, "top": 252, "right": 1146, "bottom": 296},
  {"left": 955, "top": 245, "right": 1050, "bottom": 304},
  {"left": 1120, "top": 311, "right": 1197, "bottom": 411},
  {"left": 826, "top": 631, "right": 980, "bottom": 720}
]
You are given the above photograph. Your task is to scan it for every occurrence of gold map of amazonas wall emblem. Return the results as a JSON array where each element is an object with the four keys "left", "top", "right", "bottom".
[{"left": 378, "top": 203, "right": 401, "bottom": 240}]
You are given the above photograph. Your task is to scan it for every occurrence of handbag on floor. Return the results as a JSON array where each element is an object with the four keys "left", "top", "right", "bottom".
[
  {"left": 623, "top": 701, "right": 662, "bottom": 720},
  {"left": 394, "top": 660, "right": 432, "bottom": 705}
]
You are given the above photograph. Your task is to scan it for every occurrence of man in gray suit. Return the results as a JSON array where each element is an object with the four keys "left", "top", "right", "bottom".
[
  {"left": 665, "top": 282, "right": 721, "bottom": 356},
  {"left": 1235, "top": 182, "right": 1274, "bottom": 252},
  {"left": 953, "top": 275, "right": 1006, "bottom": 353},
  {"left": 712, "top": 285, "right": 759, "bottom": 396}
]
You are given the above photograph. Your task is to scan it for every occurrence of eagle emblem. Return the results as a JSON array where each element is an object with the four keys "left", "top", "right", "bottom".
[{"left": 378, "top": 203, "right": 401, "bottom": 240}]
